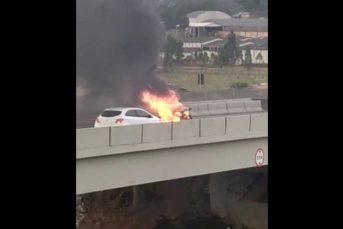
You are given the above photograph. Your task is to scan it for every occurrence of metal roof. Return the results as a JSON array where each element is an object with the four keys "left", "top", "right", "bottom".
[
  {"left": 183, "top": 47, "right": 200, "bottom": 52},
  {"left": 174, "top": 36, "right": 221, "bottom": 43},
  {"left": 202, "top": 40, "right": 227, "bottom": 48},
  {"left": 202, "top": 36, "right": 268, "bottom": 50},
  {"left": 186, "top": 11, "right": 206, "bottom": 18},
  {"left": 203, "top": 18, "right": 268, "bottom": 27},
  {"left": 238, "top": 36, "right": 268, "bottom": 50},
  {"left": 189, "top": 22, "right": 214, "bottom": 27},
  {"left": 186, "top": 11, "right": 232, "bottom": 19}
]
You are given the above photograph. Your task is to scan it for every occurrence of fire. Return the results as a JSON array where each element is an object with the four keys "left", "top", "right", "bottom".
[{"left": 141, "top": 89, "right": 189, "bottom": 122}]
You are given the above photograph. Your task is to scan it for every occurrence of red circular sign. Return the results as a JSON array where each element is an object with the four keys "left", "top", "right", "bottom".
[{"left": 255, "top": 148, "right": 264, "bottom": 167}]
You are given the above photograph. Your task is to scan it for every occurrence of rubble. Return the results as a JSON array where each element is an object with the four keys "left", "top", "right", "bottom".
[
  {"left": 152, "top": 213, "right": 231, "bottom": 229},
  {"left": 76, "top": 195, "right": 85, "bottom": 227}
]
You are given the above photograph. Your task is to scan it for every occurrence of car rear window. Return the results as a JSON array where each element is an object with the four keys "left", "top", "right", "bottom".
[{"left": 101, "top": 110, "right": 122, "bottom": 117}]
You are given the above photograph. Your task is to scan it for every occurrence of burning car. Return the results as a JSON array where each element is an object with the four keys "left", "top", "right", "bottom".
[
  {"left": 141, "top": 104, "right": 191, "bottom": 122},
  {"left": 141, "top": 89, "right": 191, "bottom": 122},
  {"left": 175, "top": 105, "right": 192, "bottom": 120}
]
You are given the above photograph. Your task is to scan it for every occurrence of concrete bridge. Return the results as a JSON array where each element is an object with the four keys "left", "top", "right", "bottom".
[
  {"left": 77, "top": 112, "right": 268, "bottom": 228},
  {"left": 77, "top": 112, "right": 268, "bottom": 195}
]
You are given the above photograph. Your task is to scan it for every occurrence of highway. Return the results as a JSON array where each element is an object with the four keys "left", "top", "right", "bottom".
[
  {"left": 76, "top": 98, "right": 267, "bottom": 129},
  {"left": 77, "top": 88, "right": 268, "bottom": 128}
]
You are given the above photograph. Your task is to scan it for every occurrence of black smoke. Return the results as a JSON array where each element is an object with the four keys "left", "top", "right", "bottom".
[{"left": 77, "top": 0, "right": 168, "bottom": 113}]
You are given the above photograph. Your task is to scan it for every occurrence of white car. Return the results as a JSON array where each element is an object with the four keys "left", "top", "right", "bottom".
[{"left": 94, "top": 107, "right": 160, "bottom": 128}]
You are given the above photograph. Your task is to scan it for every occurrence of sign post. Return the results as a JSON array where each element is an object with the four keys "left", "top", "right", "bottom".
[
  {"left": 197, "top": 72, "right": 204, "bottom": 90},
  {"left": 255, "top": 148, "right": 264, "bottom": 167}
]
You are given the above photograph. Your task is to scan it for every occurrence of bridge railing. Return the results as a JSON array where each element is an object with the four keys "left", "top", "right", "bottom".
[
  {"left": 77, "top": 113, "right": 268, "bottom": 156},
  {"left": 186, "top": 100, "right": 263, "bottom": 118}
]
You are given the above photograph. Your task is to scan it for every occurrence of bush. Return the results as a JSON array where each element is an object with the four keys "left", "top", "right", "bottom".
[{"left": 230, "top": 82, "right": 249, "bottom": 88}]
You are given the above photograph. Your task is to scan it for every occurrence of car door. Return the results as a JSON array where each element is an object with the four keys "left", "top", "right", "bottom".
[
  {"left": 135, "top": 109, "right": 158, "bottom": 124},
  {"left": 124, "top": 110, "right": 141, "bottom": 125}
]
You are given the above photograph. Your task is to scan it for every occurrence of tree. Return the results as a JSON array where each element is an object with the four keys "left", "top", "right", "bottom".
[
  {"left": 224, "top": 30, "right": 241, "bottom": 65},
  {"left": 237, "top": 0, "right": 255, "bottom": 11},
  {"left": 218, "top": 48, "right": 229, "bottom": 65},
  {"left": 201, "top": 52, "right": 209, "bottom": 68},
  {"left": 163, "top": 52, "right": 173, "bottom": 72},
  {"left": 210, "top": 52, "right": 216, "bottom": 64},
  {"left": 203, "top": 52, "right": 209, "bottom": 63},
  {"left": 212, "top": 55, "right": 220, "bottom": 67},
  {"left": 174, "top": 40, "right": 184, "bottom": 64},
  {"left": 218, "top": 30, "right": 241, "bottom": 66},
  {"left": 197, "top": 52, "right": 204, "bottom": 61},
  {"left": 163, "top": 35, "right": 184, "bottom": 71},
  {"left": 244, "top": 45, "right": 253, "bottom": 73}
]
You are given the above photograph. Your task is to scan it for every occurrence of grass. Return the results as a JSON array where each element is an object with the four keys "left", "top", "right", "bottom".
[{"left": 157, "top": 66, "right": 268, "bottom": 91}]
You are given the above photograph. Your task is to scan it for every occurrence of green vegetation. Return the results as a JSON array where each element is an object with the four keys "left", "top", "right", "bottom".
[
  {"left": 230, "top": 82, "right": 249, "bottom": 88},
  {"left": 244, "top": 45, "right": 252, "bottom": 73},
  {"left": 218, "top": 30, "right": 242, "bottom": 66},
  {"left": 237, "top": 0, "right": 254, "bottom": 10},
  {"left": 164, "top": 35, "right": 184, "bottom": 71}
]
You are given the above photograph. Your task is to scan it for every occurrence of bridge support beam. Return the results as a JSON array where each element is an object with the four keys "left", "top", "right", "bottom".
[
  {"left": 133, "top": 185, "right": 145, "bottom": 207},
  {"left": 210, "top": 171, "right": 268, "bottom": 229},
  {"left": 210, "top": 172, "right": 228, "bottom": 218},
  {"left": 224, "top": 200, "right": 268, "bottom": 229}
]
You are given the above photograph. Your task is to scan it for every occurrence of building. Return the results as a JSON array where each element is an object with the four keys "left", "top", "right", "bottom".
[
  {"left": 174, "top": 36, "right": 223, "bottom": 59},
  {"left": 164, "top": 35, "right": 268, "bottom": 64},
  {"left": 186, "top": 11, "right": 268, "bottom": 38},
  {"left": 202, "top": 36, "right": 268, "bottom": 64},
  {"left": 162, "top": 10, "right": 268, "bottom": 64},
  {"left": 238, "top": 36, "right": 268, "bottom": 64}
]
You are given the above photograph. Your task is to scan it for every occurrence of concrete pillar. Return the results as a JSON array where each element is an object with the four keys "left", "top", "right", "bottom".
[
  {"left": 225, "top": 201, "right": 268, "bottom": 229},
  {"left": 132, "top": 185, "right": 145, "bottom": 207},
  {"left": 210, "top": 170, "right": 268, "bottom": 229},
  {"left": 210, "top": 172, "right": 228, "bottom": 218}
]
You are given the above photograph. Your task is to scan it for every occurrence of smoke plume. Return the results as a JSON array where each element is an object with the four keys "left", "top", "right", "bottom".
[{"left": 77, "top": 0, "right": 168, "bottom": 113}]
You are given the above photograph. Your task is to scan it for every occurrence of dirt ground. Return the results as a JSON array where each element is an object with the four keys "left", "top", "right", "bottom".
[
  {"left": 77, "top": 170, "right": 268, "bottom": 229},
  {"left": 78, "top": 176, "right": 210, "bottom": 229}
]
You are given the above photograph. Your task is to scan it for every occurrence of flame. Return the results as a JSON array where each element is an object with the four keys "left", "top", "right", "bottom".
[{"left": 141, "top": 89, "right": 189, "bottom": 122}]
